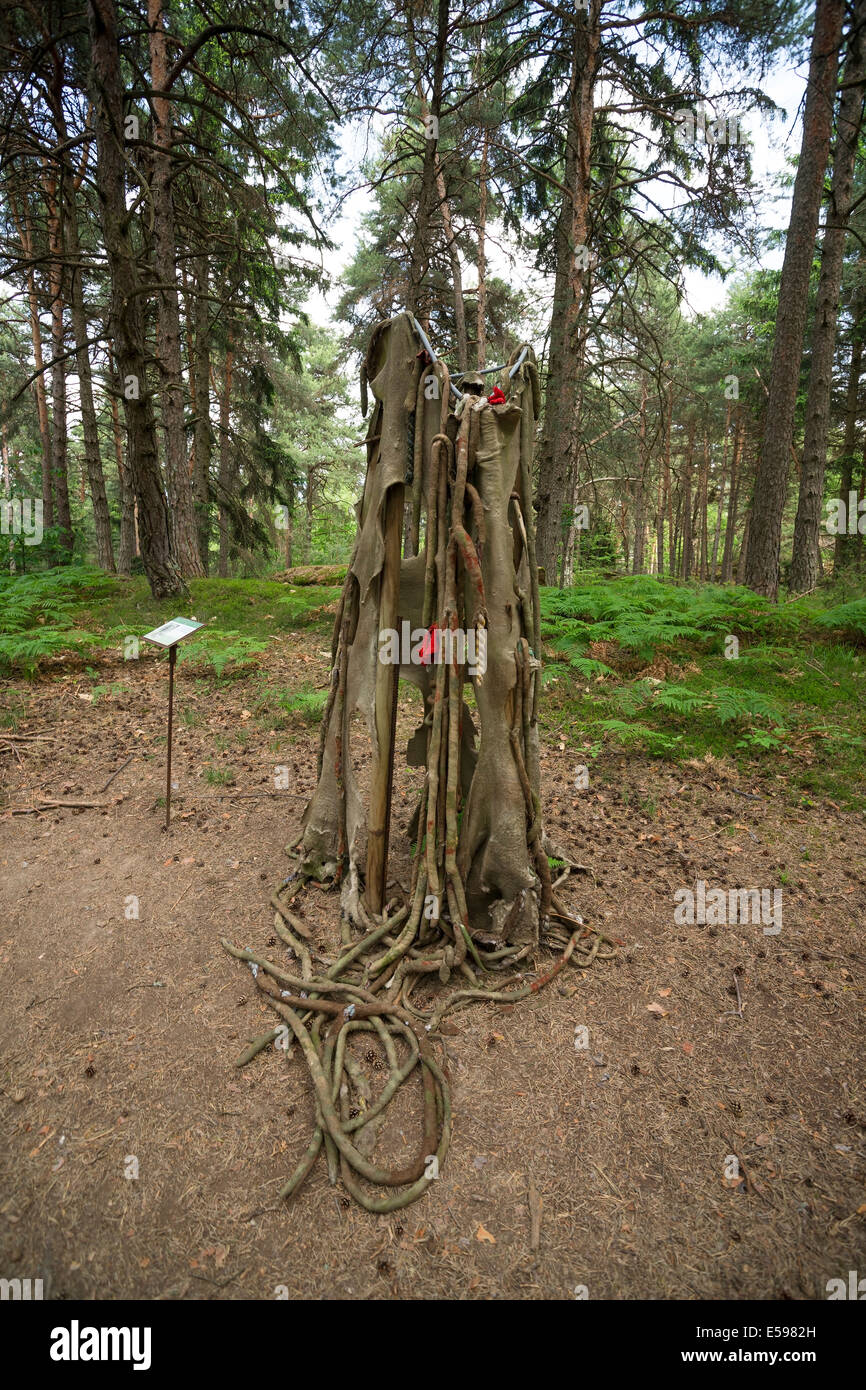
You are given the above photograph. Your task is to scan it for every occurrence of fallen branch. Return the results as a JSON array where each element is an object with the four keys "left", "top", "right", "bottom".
[
  {"left": 98, "top": 754, "right": 134, "bottom": 793},
  {"left": 8, "top": 797, "right": 109, "bottom": 814}
]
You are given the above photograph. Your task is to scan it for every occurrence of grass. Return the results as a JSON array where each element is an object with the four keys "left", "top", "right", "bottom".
[
  {"left": 205, "top": 766, "right": 236, "bottom": 786},
  {"left": 257, "top": 684, "right": 329, "bottom": 727}
]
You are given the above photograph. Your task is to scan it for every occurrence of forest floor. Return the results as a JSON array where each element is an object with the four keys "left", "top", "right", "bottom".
[{"left": 0, "top": 575, "right": 864, "bottom": 1300}]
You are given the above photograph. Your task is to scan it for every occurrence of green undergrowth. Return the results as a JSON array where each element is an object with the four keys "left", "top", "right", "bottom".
[
  {"left": 0, "top": 568, "right": 340, "bottom": 678},
  {"left": 540, "top": 576, "right": 866, "bottom": 809},
  {"left": 3, "top": 566, "right": 864, "bottom": 808}
]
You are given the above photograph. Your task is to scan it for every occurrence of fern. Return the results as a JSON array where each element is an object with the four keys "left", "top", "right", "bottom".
[
  {"left": 0, "top": 567, "right": 116, "bottom": 672},
  {"left": 611, "top": 680, "right": 653, "bottom": 716},
  {"left": 178, "top": 630, "right": 269, "bottom": 676},
  {"left": 814, "top": 599, "right": 866, "bottom": 642},
  {"left": 595, "top": 718, "right": 678, "bottom": 754},
  {"left": 651, "top": 683, "right": 706, "bottom": 715},
  {"left": 710, "top": 687, "right": 782, "bottom": 725},
  {"left": 568, "top": 655, "right": 615, "bottom": 677},
  {"left": 0, "top": 626, "right": 99, "bottom": 675}
]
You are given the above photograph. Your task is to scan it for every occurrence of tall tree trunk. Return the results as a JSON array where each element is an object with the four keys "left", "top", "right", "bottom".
[
  {"left": 681, "top": 422, "right": 694, "bottom": 579},
  {"left": 737, "top": 508, "right": 752, "bottom": 584},
  {"left": 10, "top": 196, "right": 54, "bottom": 527},
  {"left": 435, "top": 163, "right": 467, "bottom": 369},
  {"left": 711, "top": 405, "right": 731, "bottom": 581},
  {"left": 535, "top": 0, "right": 602, "bottom": 577},
  {"left": 655, "top": 465, "right": 665, "bottom": 576},
  {"left": 45, "top": 36, "right": 107, "bottom": 566},
  {"left": 87, "top": 0, "right": 186, "bottom": 599},
  {"left": 657, "top": 377, "right": 672, "bottom": 576},
  {"left": 191, "top": 254, "right": 212, "bottom": 571},
  {"left": 406, "top": 0, "right": 448, "bottom": 319},
  {"left": 721, "top": 414, "right": 744, "bottom": 582},
  {"left": 305, "top": 467, "right": 314, "bottom": 563},
  {"left": 834, "top": 283, "right": 866, "bottom": 571},
  {"left": 148, "top": 0, "right": 204, "bottom": 578},
  {"left": 560, "top": 367, "right": 588, "bottom": 586},
  {"left": 666, "top": 422, "right": 675, "bottom": 577},
  {"left": 618, "top": 496, "right": 630, "bottom": 571},
  {"left": 217, "top": 344, "right": 233, "bottom": 578},
  {"left": 476, "top": 127, "right": 489, "bottom": 369},
  {"left": 42, "top": 31, "right": 74, "bottom": 556},
  {"left": 405, "top": 14, "right": 466, "bottom": 366},
  {"left": 632, "top": 377, "right": 648, "bottom": 573},
  {"left": 110, "top": 375, "right": 136, "bottom": 575},
  {"left": 46, "top": 172, "right": 73, "bottom": 555},
  {"left": 698, "top": 433, "right": 710, "bottom": 580},
  {"left": 746, "top": 0, "right": 845, "bottom": 599},
  {"left": 790, "top": 1, "right": 866, "bottom": 592},
  {"left": 2, "top": 421, "right": 15, "bottom": 573},
  {"left": 65, "top": 190, "right": 115, "bottom": 571},
  {"left": 284, "top": 506, "right": 293, "bottom": 569}
]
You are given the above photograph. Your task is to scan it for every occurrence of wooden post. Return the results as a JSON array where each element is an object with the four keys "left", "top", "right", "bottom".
[
  {"left": 366, "top": 482, "right": 404, "bottom": 913},
  {"left": 165, "top": 643, "right": 176, "bottom": 830}
]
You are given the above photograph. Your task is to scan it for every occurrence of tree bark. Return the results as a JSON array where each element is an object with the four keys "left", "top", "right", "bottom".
[
  {"left": 87, "top": 0, "right": 186, "bottom": 599},
  {"left": 65, "top": 189, "right": 115, "bottom": 571},
  {"left": 657, "top": 377, "right": 672, "bottom": 575},
  {"left": 2, "top": 421, "right": 15, "bottom": 573},
  {"left": 305, "top": 466, "right": 315, "bottom": 562},
  {"left": 284, "top": 506, "right": 293, "bottom": 569},
  {"left": 535, "top": 0, "right": 602, "bottom": 578},
  {"left": 560, "top": 364, "right": 588, "bottom": 586},
  {"left": 698, "top": 432, "right": 710, "bottom": 580},
  {"left": 435, "top": 163, "right": 468, "bottom": 369},
  {"left": 737, "top": 508, "right": 752, "bottom": 584},
  {"left": 191, "top": 254, "right": 212, "bottom": 571},
  {"left": 746, "top": 0, "right": 845, "bottom": 599},
  {"left": 681, "top": 421, "right": 695, "bottom": 579},
  {"left": 632, "top": 377, "right": 648, "bottom": 573},
  {"left": 834, "top": 280, "right": 866, "bottom": 571},
  {"left": 41, "top": 31, "right": 75, "bottom": 556},
  {"left": 148, "top": 0, "right": 205, "bottom": 578},
  {"left": 10, "top": 195, "right": 54, "bottom": 527},
  {"left": 406, "top": 0, "right": 449, "bottom": 320},
  {"left": 711, "top": 405, "right": 731, "bottom": 581},
  {"left": 46, "top": 171, "right": 73, "bottom": 555},
  {"left": 110, "top": 372, "right": 136, "bottom": 575},
  {"left": 790, "top": 0, "right": 866, "bottom": 592},
  {"left": 720, "top": 416, "right": 743, "bottom": 583},
  {"left": 217, "top": 344, "right": 233, "bottom": 578},
  {"left": 476, "top": 127, "right": 489, "bottom": 369}
]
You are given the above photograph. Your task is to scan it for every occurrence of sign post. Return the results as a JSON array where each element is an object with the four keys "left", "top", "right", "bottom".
[{"left": 142, "top": 618, "right": 203, "bottom": 829}]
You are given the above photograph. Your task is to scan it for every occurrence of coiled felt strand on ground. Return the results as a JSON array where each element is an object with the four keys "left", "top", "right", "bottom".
[
  {"left": 336, "top": 1049, "right": 451, "bottom": 1214},
  {"left": 223, "top": 882, "right": 612, "bottom": 1206},
  {"left": 255, "top": 985, "right": 438, "bottom": 1187}
]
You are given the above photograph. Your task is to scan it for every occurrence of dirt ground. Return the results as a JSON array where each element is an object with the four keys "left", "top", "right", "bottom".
[{"left": 1, "top": 634, "right": 865, "bottom": 1301}]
